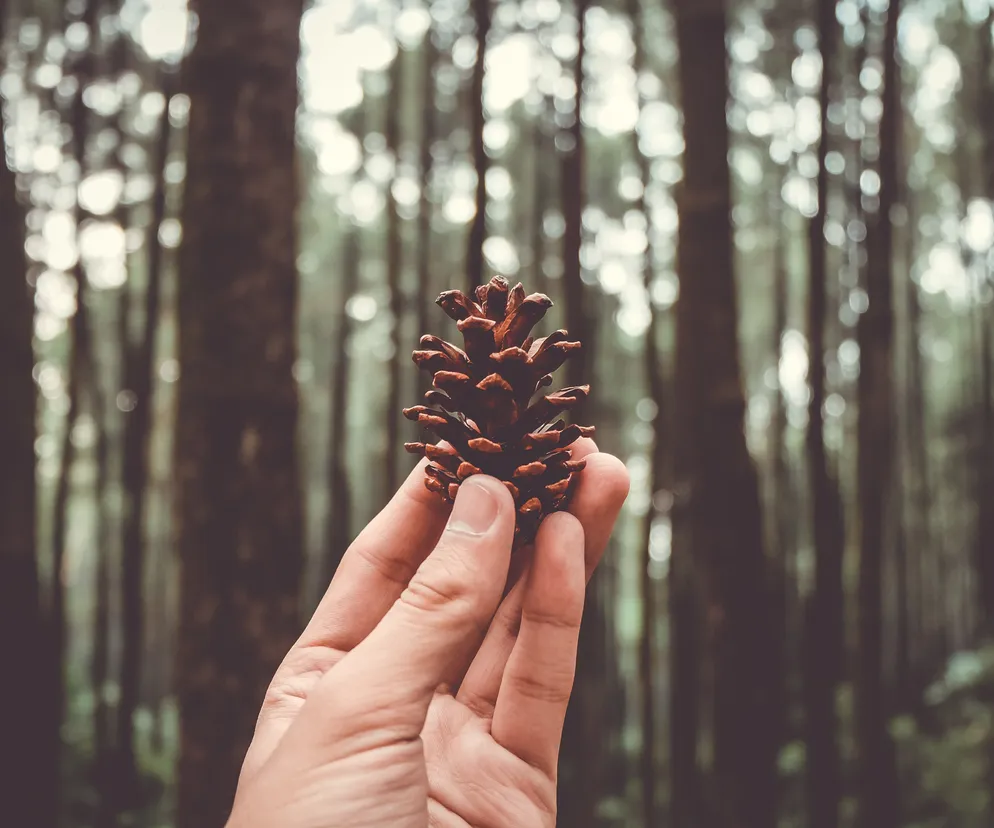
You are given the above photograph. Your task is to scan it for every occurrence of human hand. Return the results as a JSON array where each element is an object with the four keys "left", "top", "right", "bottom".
[{"left": 226, "top": 438, "right": 629, "bottom": 828}]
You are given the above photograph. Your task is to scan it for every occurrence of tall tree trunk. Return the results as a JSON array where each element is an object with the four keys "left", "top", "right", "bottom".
[
  {"left": 0, "top": 32, "right": 51, "bottom": 825},
  {"left": 466, "top": 0, "right": 490, "bottom": 296},
  {"left": 384, "top": 31, "right": 405, "bottom": 495},
  {"left": 86, "top": 252, "right": 115, "bottom": 828},
  {"left": 48, "top": 296, "right": 81, "bottom": 824},
  {"left": 115, "top": 73, "right": 173, "bottom": 799},
  {"left": 975, "top": 8, "right": 994, "bottom": 629},
  {"left": 323, "top": 106, "right": 366, "bottom": 586},
  {"left": 672, "top": 2, "right": 776, "bottom": 826},
  {"left": 530, "top": 97, "right": 550, "bottom": 299},
  {"left": 629, "top": 3, "right": 662, "bottom": 823},
  {"left": 804, "top": 1, "right": 843, "bottom": 825},
  {"left": 904, "top": 237, "right": 929, "bottom": 669},
  {"left": 562, "top": 0, "right": 588, "bottom": 398},
  {"left": 855, "top": 3, "right": 902, "bottom": 827},
  {"left": 49, "top": 6, "right": 103, "bottom": 814},
  {"left": 558, "top": 3, "right": 602, "bottom": 825},
  {"left": 415, "top": 22, "right": 437, "bottom": 397},
  {"left": 768, "top": 192, "right": 791, "bottom": 763},
  {"left": 174, "top": 1, "right": 306, "bottom": 824}
]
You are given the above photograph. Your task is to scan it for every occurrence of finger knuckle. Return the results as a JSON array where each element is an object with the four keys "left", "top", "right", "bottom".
[
  {"left": 401, "top": 553, "right": 482, "bottom": 618},
  {"left": 507, "top": 667, "right": 574, "bottom": 706}
]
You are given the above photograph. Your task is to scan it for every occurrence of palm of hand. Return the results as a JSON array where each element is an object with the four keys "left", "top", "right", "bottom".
[
  {"left": 229, "top": 444, "right": 628, "bottom": 828},
  {"left": 424, "top": 694, "right": 557, "bottom": 827}
]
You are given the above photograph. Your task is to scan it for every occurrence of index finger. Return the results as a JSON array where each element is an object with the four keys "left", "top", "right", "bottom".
[
  {"left": 297, "top": 457, "right": 451, "bottom": 652},
  {"left": 298, "top": 436, "right": 601, "bottom": 653}
]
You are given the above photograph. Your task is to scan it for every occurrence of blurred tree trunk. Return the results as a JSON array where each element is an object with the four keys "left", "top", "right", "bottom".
[
  {"left": 904, "top": 237, "right": 929, "bottom": 668},
  {"left": 530, "top": 96, "right": 550, "bottom": 298},
  {"left": 804, "top": 0, "right": 843, "bottom": 825},
  {"left": 174, "top": 0, "right": 306, "bottom": 824},
  {"left": 768, "top": 193, "right": 790, "bottom": 759},
  {"left": 976, "top": 8, "right": 994, "bottom": 629},
  {"left": 0, "top": 38, "right": 52, "bottom": 826},
  {"left": 384, "top": 33, "right": 405, "bottom": 494},
  {"left": 115, "top": 72, "right": 173, "bottom": 800},
  {"left": 323, "top": 106, "right": 365, "bottom": 586},
  {"left": 48, "top": 6, "right": 103, "bottom": 815},
  {"left": 855, "top": 2, "right": 902, "bottom": 827},
  {"left": 90, "top": 366, "right": 114, "bottom": 827},
  {"left": 630, "top": 0, "right": 663, "bottom": 823},
  {"left": 672, "top": 2, "right": 777, "bottom": 827},
  {"left": 49, "top": 284, "right": 81, "bottom": 821},
  {"left": 466, "top": 0, "right": 490, "bottom": 295},
  {"left": 558, "top": 2, "right": 603, "bottom": 825},
  {"left": 415, "top": 24, "right": 437, "bottom": 396}
]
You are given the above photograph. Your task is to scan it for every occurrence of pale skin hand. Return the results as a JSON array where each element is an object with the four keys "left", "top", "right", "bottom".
[{"left": 227, "top": 438, "right": 630, "bottom": 828}]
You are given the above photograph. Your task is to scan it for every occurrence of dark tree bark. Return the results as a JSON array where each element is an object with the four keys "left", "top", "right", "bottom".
[
  {"left": 466, "top": 0, "right": 490, "bottom": 295},
  {"left": 803, "top": 0, "right": 844, "bottom": 824},
  {"left": 384, "top": 38, "right": 405, "bottom": 495},
  {"left": 115, "top": 71, "right": 174, "bottom": 799},
  {"left": 0, "top": 27, "right": 51, "bottom": 825},
  {"left": 672, "top": 1, "right": 777, "bottom": 826},
  {"left": 174, "top": 1, "right": 306, "bottom": 824},
  {"left": 855, "top": 3, "right": 902, "bottom": 827}
]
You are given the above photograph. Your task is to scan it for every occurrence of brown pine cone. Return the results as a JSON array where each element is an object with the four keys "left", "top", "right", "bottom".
[{"left": 404, "top": 275, "right": 594, "bottom": 548}]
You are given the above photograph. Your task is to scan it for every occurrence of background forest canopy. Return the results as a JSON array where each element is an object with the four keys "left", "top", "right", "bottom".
[{"left": 1, "top": 0, "right": 994, "bottom": 827}]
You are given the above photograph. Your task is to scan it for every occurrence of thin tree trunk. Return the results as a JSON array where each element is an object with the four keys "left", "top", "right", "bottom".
[
  {"left": 558, "top": 4, "right": 601, "bottom": 824},
  {"left": 415, "top": 23, "right": 437, "bottom": 398},
  {"left": 855, "top": 3, "right": 902, "bottom": 827},
  {"left": 93, "top": 15, "right": 130, "bottom": 823},
  {"left": 115, "top": 73, "right": 173, "bottom": 798},
  {"left": 0, "top": 26, "right": 51, "bottom": 823},
  {"left": 174, "top": 0, "right": 306, "bottom": 823},
  {"left": 975, "top": 8, "right": 994, "bottom": 629},
  {"left": 466, "top": 0, "right": 490, "bottom": 296},
  {"left": 49, "top": 6, "right": 103, "bottom": 813},
  {"left": 804, "top": 1, "right": 843, "bottom": 824},
  {"left": 530, "top": 98, "right": 550, "bottom": 298},
  {"left": 629, "top": 2, "right": 662, "bottom": 822},
  {"left": 672, "top": 2, "right": 777, "bottom": 826},
  {"left": 384, "top": 32, "right": 405, "bottom": 495},
  {"left": 88, "top": 280, "right": 115, "bottom": 828},
  {"left": 323, "top": 106, "right": 365, "bottom": 586},
  {"left": 668, "top": 530, "right": 701, "bottom": 828},
  {"left": 768, "top": 193, "right": 791, "bottom": 762}
]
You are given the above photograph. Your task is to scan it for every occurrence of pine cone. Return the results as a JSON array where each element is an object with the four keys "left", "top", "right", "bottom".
[{"left": 404, "top": 275, "right": 594, "bottom": 548}]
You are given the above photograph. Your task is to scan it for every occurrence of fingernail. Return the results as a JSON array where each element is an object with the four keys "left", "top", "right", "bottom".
[{"left": 448, "top": 476, "right": 500, "bottom": 536}]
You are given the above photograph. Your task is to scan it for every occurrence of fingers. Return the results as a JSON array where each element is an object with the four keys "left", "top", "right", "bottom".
[
  {"left": 490, "top": 512, "right": 586, "bottom": 777},
  {"left": 240, "top": 457, "right": 451, "bottom": 780},
  {"left": 298, "top": 456, "right": 451, "bottom": 652},
  {"left": 456, "top": 452, "right": 630, "bottom": 716},
  {"left": 287, "top": 476, "right": 517, "bottom": 753},
  {"left": 296, "top": 437, "right": 597, "bottom": 655}
]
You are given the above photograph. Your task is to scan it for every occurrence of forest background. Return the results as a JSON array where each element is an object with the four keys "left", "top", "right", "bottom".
[{"left": 1, "top": 0, "right": 992, "bottom": 827}]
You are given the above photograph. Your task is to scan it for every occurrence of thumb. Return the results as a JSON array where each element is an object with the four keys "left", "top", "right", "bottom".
[{"left": 295, "top": 475, "right": 515, "bottom": 744}]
